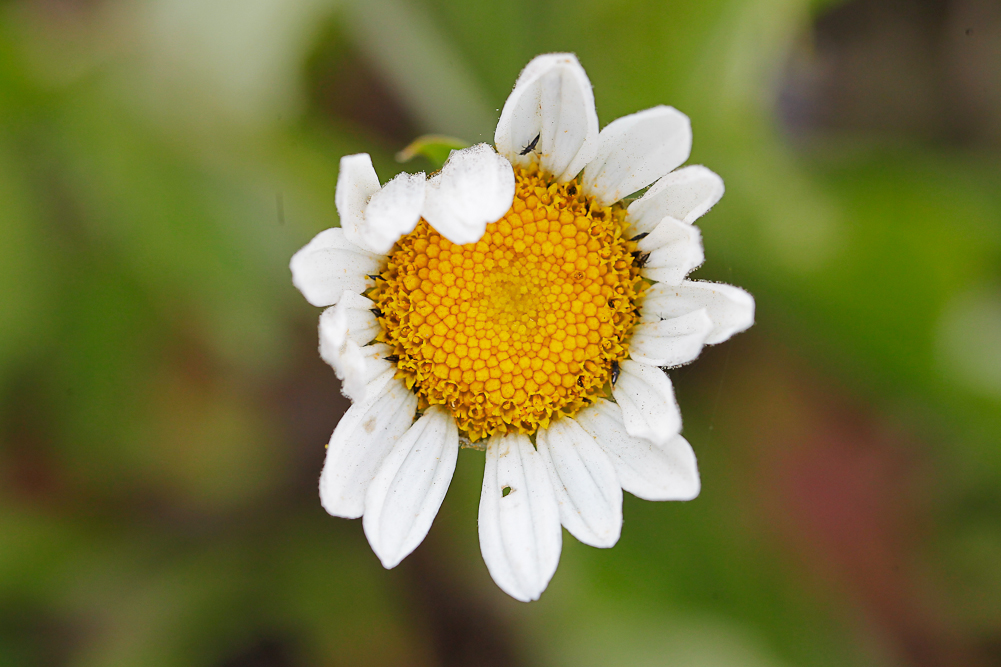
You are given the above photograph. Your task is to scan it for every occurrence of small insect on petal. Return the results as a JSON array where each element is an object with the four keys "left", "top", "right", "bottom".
[{"left": 519, "top": 133, "right": 541, "bottom": 156}]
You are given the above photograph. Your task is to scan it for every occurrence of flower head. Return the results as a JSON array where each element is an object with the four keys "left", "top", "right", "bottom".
[{"left": 291, "top": 53, "right": 754, "bottom": 601}]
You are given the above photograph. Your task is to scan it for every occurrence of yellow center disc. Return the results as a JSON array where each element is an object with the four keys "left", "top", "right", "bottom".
[{"left": 371, "top": 165, "right": 644, "bottom": 442}]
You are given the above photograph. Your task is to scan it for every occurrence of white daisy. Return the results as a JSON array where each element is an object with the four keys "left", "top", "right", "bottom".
[{"left": 290, "top": 53, "right": 754, "bottom": 602}]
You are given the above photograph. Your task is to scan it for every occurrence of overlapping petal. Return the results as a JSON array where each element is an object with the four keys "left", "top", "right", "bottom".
[
  {"left": 289, "top": 228, "right": 380, "bottom": 307},
  {"left": 361, "top": 171, "right": 426, "bottom": 254},
  {"left": 628, "top": 309, "right": 714, "bottom": 368},
  {"left": 538, "top": 419, "right": 622, "bottom": 548},
  {"left": 582, "top": 106, "right": 692, "bottom": 206},
  {"left": 422, "top": 144, "right": 515, "bottom": 245},
  {"left": 319, "top": 378, "right": 418, "bottom": 519},
  {"left": 611, "top": 360, "right": 682, "bottom": 447},
  {"left": 642, "top": 281, "right": 756, "bottom": 346},
  {"left": 334, "top": 153, "right": 383, "bottom": 252},
  {"left": 576, "top": 400, "right": 700, "bottom": 501},
  {"left": 494, "top": 53, "right": 599, "bottom": 183},
  {"left": 627, "top": 165, "right": 725, "bottom": 235},
  {"left": 636, "top": 217, "right": 705, "bottom": 285},
  {"left": 478, "top": 433, "right": 562, "bottom": 602},
  {"left": 363, "top": 406, "right": 459, "bottom": 569}
]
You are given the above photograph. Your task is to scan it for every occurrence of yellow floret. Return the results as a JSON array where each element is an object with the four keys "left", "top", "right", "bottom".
[{"left": 370, "top": 164, "right": 644, "bottom": 442}]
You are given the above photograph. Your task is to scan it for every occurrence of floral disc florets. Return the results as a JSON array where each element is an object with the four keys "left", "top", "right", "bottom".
[{"left": 371, "top": 165, "right": 644, "bottom": 442}]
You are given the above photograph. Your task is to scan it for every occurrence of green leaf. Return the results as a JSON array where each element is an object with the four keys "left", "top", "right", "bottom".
[{"left": 396, "top": 134, "right": 470, "bottom": 169}]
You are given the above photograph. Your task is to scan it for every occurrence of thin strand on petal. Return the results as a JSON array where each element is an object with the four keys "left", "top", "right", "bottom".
[
  {"left": 628, "top": 309, "right": 714, "bottom": 368},
  {"left": 636, "top": 217, "right": 704, "bottom": 285},
  {"left": 422, "top": 144, "right": 515, "bottom": 245},
  {"left": 537, "top": 419, "right": 622, "bottom": 548},
  {"left": 319, "top": 378, "right": 418, "bottom": 519},
  {"left": 290, "top": 228, "right": 380, "bottom": 307},
  {"left": 582, "top": 106, "right": 692, "bottom": 206},
  {"left": 478, "top": 433, "right": 562, "bottom": 602},
  {"left": 641, "top": 281, "right": 755, "bottom": 346},
  {"left": 494, "top": 53, "right": 599, "bottom": 182},
  {"left": 576, "top": 399, "right": 700, "bottom": 501},
  {"left": 363, "top": 405, "right": 459, "bottom": 569},
  {"left": 626, "top": 165, "right": 725, "bottom": 235},
  {"left": 611, "top": 360, "right": 682, "bottom": 447}
]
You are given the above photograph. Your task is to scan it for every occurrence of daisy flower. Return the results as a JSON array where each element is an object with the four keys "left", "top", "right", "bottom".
[{"left": 290, "top": 53, "right": 754, "bottom": 601}]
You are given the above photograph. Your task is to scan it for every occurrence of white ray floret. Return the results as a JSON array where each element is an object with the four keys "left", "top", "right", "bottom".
[
  {"left": 422, "top": 143, "right": 516, "bottom": 245},
  {"left": 576, "top": 399, "right": 700, "bottom": 501},
  {"left": 495, "top": 53, "right": 599, "bottom": 183},
  {"left": 479, "top": 433, "right": 563, "bottom": 602},
  {"left": 538, "top": 418, "right": 623, "bottom": 548},
  {"left": 582, "top": 106, "right": 693, "bottom": 206},
  {"left": 364, "top": 406, "right": 459, "bottom": 569},
  {"left": 627, "top": 165, "right": 725, "bottom": 234}
]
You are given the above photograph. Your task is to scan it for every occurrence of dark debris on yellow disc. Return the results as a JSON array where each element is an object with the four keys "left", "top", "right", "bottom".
[{"left": 370, "top": 164, "right": 645, "bottom": 442}]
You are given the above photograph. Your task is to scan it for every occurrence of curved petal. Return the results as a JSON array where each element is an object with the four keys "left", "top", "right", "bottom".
[
  {"left": 335, "top": 153, "right": 383, "bottom": 252},
  {"left": 641, "top": 280, "right": 756, "bottom": 346},
  {"left": 319, "top": 377, "right": 418, "bottom": 519},
  {"left": 422, "top": 144, "right": 515, "bottom": 245},
  {"left": 628, "top": 309, "right": 714, "bottom": 368},
  {"left": 626, "top": 165, "right": 725, "bottom": 236},
  {"left": 637, "top": 217, "right": 704, "bottom": 285},
  {"left": 363, "top": 406, "right": 459, "bottom": 569},
  {"left": 318, "top": 334, "right": 394, "bottom": 403},
  {"left": 611, "top": 360, "right": 681, "bottom": 447},
  {"left": 582, "top": 106, "right": 692, "bottom": 206},
  {"left": 289, "top": 228, "right": 381, "bottom": 307},
  {"left": 537, "top": 419, "right": 622, "bottom": 548},
  {"left": 494, "top": 53, "right": 599, "bottom": 182},
  {"left": 361, "top": 171, "right": 426, "bottom": 254},
  {"left": 319, "top": 292, "right": 380, "bottom": 349},
  {"left": 478, "top": 433, "right": 562, "bottom": 602},
  {"left": 576, "top": 399, "right": 700, "bottom": 501}
]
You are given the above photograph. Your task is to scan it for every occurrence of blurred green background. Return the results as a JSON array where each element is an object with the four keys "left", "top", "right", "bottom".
[{"left": 1, "top": 0, "right": 1000, "bottom": 665}]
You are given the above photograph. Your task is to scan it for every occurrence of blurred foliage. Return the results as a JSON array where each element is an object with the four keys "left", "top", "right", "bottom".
[{"left": 0, "top": 0, "right": 999, "bottom": 665}]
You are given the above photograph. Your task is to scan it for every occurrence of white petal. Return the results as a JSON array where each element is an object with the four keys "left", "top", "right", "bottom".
[
  {"left": 626, "top": 165, "right": 725, "bottom": 235},
  {"left": 537, "top": 419, "right": 622, "bottom": 548},
  {"left": 478, "top": 433, "right": 562, "bottom": 602},
  {"left": 494, "top": 53, "right": 599, "bottom": 182},
  {"left": 628, "top": 309, "right": 714, "bottom": 368},
  {"left": 363, "top": 405, "right": 459, "bottom": 569},
  {"left": 637, "top": 217, "right": 704, "bottom": 285},
  {"left": 642, "top": 280, "right": 755, "bottom": 346},
  {"left": 422, "top": 144, "right": 515, "bottom": 245},
  {"left": 289, "top": 228, "right": 381, "bottom": 307},
  {"left": 319, "top": 335, "right": 394, "bottom": 403},
  {"left": 582, "top": 106, "right": 693, "bottom": 206},
  {"left": 362, "top": 171, "right": 426, "bottom": 254},
  {"left": 335, "top": 153, "right": 383, "bottom": 253},
  {"left": 319, "top": 292, "right": 380, "bottom": 349},
  {"left": 319, "top": 377, "right": 418, "bottom": 519},
  {"left": 611, "top": 360, "right": 681, "bottom": 447},
  {"left": 576, "top": 399, "right": 700, "bottom": 501}
]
